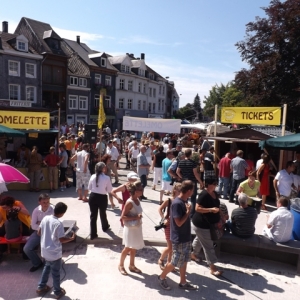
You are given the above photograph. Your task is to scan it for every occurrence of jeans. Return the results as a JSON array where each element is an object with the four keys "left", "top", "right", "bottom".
[
  {"left": 38, "top": 258, "right": 62, "bottom": 296},
  {"left": 89, "top": 192, "right": 109, "bottom": 236},
  {"left": 230, "top": 178, "right": 244, "bottom": 202},
  {"left": 140, "top": 174, "right": 147, "bottom": 188},
  {"left": 218, "top": 177, "right": 230, "bottom": 198},
  {"left": 23, "top": 231, "right": 42, "bottom": 267}
]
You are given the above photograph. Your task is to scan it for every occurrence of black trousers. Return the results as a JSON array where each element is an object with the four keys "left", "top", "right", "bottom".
[
  {"left": 88, "top": 192, "right": 109, "bottom": 237},
  {"left": 229, "top": 178, "right": 244, "bottom": 202}
]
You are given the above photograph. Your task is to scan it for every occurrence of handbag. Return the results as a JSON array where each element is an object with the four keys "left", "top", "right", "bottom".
[
  {"left": 203, "top": 206, "right": 225, "bottom": 240},
  {"left": 124, "top": 218, "right": 141, "bottom": 228}
]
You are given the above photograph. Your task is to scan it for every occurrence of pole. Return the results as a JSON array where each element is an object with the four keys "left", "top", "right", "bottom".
[
  {"left": 279, "top": 104, "right": 287, "bottom": 170},
  {"left": 214, "top": 104, "right": 218, "bottom": 137},
  {"left": 57, "top": 104, "right": 61, "bottom": 153}
]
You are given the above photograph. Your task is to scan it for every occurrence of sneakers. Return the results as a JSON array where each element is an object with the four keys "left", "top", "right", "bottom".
[
  {"left": 60, "top": 187, "right": 64, "bottom": 192},
  {"left": 157, "top": 276, "right": 171, "bottom": 290},
  {"left": 36, "top": 285, "right": 50, "bottom": 295},
  {"left": 30, "top": 262, "right": 43, "bottom": 272},
  {"left": 55, "top": 288, "right": 66, "bottom": 299},
  {"left": 178, "top": 282, "right": 197, "bottom": 290}
]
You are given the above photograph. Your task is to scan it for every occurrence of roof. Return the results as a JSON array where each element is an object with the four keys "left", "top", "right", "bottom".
[
  {"left": 108, "top": 54, "right": 130, "bottom": 65},
  {"left": 249, "top": 126, "right": 293, "bottom": 138},
  {"left": 218, "top": 128, "right": 272, "bottom": 140}
]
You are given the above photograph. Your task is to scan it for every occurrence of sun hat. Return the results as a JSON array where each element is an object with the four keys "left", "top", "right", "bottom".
[{"left": 127, "top": 172, "right": 139, "bottom": 180}]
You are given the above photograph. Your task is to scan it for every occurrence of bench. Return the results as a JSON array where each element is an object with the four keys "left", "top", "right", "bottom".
[
  {"left": 214, "top": 232, "right": 300, "bottom": 273},
  {"left": 0, "top": 236, "right": 29, "bottom": 253}
]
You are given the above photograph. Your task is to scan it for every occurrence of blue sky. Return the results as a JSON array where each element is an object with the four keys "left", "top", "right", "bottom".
[{"left": 1, "top": 0, "right": 271, "bottom": 107}]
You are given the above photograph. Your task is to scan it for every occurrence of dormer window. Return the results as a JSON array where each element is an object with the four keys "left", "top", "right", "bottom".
[
  {"left": 138, "top": 69, "right": 145, "bottom": 77},
  {"left": 121, "top": 64, "right": 130, "bottom": 73},
  {"left": 101, "top": 58, "right": 106, "bottom": 67},
  {"left": 18, "top": 41, "right": 26, "bottom": 51}
]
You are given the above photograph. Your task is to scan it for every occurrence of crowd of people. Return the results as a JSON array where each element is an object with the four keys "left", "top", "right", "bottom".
[{"left": 0, "top": 129, "right": 298, "bottom": 296}]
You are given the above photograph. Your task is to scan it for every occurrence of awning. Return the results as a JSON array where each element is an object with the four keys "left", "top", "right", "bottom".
[
  {"left": 259, "top": 133, "right": 300, "bottom": 150},
  {"left": 21, "top": 129, "right": 59, "bottom": 134},
  {"left": 205, "top": 136, "right": 260, "bottom": 144},
  {"left": 0, "top": 124, "right": 25, "bottom": 137}
]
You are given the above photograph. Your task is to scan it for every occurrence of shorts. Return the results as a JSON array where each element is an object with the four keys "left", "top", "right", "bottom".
[
  {"left": 76, "top": 172, "right": 91, "bottom": 190},
  {"left": 48, "top": 166, "right": 57, "bottom": 182},
  {"left": 171, "top": 241, "right": 192, "bottom": 268},
  {"left": 161, "top": 180, "right": 172, "bottom": 192}
]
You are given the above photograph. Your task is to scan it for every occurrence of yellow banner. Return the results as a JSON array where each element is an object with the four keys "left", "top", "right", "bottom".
[
  {"left": 221, "top": 107, "right": 281, "bottom": 125},
  {"left": 0, "top": 111, "right": 50, "bottom": 129}
]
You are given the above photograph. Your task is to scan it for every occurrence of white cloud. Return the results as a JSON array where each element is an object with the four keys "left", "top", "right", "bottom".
[
  {"left": 53, "top": 27, "right": 105, "bottom": 42},
  {"left": 119, "top": 35, "right": 182, "bottom": 47}
]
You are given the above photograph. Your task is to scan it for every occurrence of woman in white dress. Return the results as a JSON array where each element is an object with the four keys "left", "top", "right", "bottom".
[{"left": 118, "top": 181, "right": 144, "bottom": 275}]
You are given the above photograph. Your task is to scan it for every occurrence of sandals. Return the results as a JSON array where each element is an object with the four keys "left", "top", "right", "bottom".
[
  {"left": 211, "top": 270, "right": 223, "bottom": 277},
  {"left": 118, "top": 265, "right": 128, "bottom": 275},
  {"left": 191, "top": 253, "right": 202, "bottom": 263},
  {"left": 129, "top": 265, "right": 142, "bottom": 273},
  {"left": 158, "top": 258, "right": 165, "bottom": 270},
  {"left": 261, "top": 204, "right": 268, "bottom": 211}
]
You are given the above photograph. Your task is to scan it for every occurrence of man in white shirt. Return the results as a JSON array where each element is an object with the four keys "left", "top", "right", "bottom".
[
  {"left": 106, "top": 140, "right": 120, "bottom": 184},
  {"left": 70, "top": 143, "right": 91, "bottom": 201},
  {"left": 262, "top": 196, "right": 294, "bottom": 243},
  {"left": 23, "top": 194, "right": 54, "bottom": 272},
  {"left": 95, "top": 137, "right": 105, "bottom": 157},
  {"left": 105, "top": 126, "right": 111, "bottom": 135},
  {"left": 273, "top": 161, "right": 296, "bottom": 199},
  {"left": 256, "top": 153, "right": 266, "bottom": 170}
]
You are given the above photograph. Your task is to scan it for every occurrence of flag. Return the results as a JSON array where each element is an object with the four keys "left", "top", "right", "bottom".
[{"left": 98, "top": 88, "right": 106, "bottom": 129}]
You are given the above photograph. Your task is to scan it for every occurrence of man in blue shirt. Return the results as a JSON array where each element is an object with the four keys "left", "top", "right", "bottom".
[
  {"left": 158, "top": 180, "right": 198, "bottom": 291},
  {"left": 160, "top": 150, "right": 174, "bottom": 204}
]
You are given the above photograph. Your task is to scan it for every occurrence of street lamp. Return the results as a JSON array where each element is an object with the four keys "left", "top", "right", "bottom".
[{"left": 57, "top": 102, "right": 61, "bottom": 148}]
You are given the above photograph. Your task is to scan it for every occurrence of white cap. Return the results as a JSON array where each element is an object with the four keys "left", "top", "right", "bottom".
[{"left": 127, "top": 172, "right": 139, "bottom": 180}]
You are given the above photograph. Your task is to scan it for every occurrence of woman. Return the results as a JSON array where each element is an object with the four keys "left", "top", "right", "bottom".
[
  {"left": 191, "top": 177, "right": 223, "bottom": 276},
  {"left": 157, "top": 182, "right": 182, "bottom": 270},
  {"left": 27, "top": 146, "right": 43, "bottom": 192},
  {"left": 87, "top": 162, "right": 113, "bottom": 240},
  {"left": 257, "top": 155, "right": 271, "bottom": 211},
  {"left": 144, "top": 140, "right": 152, "bottom": 166},
  {"left": 100, "top": 154, "right": 117, "bottom": 209},
  {"left": 236, "top": 171, "right": 261, "bottom": 201},
  {"left": 151, "top": 146, "right": 166, "bottom": 190},
  {"left": 111, "top": 172, "right": 140, "bottom": 226},
  {"left": 118, "top": 181, "right": 144, "bottom": 275}
]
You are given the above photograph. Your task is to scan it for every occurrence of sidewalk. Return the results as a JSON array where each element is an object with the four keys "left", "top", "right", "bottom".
[{"left": 1, "top": 158, "right": 299, "bottom": 300}]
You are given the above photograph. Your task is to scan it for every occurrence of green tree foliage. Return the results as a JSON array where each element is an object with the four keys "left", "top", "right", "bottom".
[
  {"left": 193, "top": 93, "right": 202, "bottom": 121},
  {"left": 222, "top": 86, "right": 247, "bottom": 107},
  {"left": 174, "top": 103, "right": 195, "bottom": 121},
  {"left": 235, "top": 0, "right": 300, "bottom": 118}
]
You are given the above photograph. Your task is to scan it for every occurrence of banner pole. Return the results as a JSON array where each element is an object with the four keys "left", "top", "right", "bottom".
[
  {"left": 279, "top": 104, "right": 287, "bottom": 170},
  {"left": 214, "top": 104, "right": 218, "bottom": 137}
]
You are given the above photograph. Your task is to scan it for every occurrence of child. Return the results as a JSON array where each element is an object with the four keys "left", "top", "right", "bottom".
[
  {"left": 23, "top": 193, "right": 54, "bottom": 272},
  {"left": 36, "top": 202, "right": 75, "bottom": 299},
  {"left": 5, "top": 207, "right": 22, "bottom": 241},
  {"left": 43, "top": 147, "right": 60, "bottom": 193}
]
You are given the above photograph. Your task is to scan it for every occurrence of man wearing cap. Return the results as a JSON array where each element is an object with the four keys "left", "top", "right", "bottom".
[
  {"left": 137, "top": 146, "right": 150, "bottom": 200},
  {"left": 160, "top": 150, "right": 174, "bottom": 204},
  {"left": 173, "top": 143, "right": 182, "bottom": 158},
  {"left": 218, "top": 153, "right": 232, "bottom": 199},
  {"left": 106, "top": 140, "right": 120, "bottom": 184}
]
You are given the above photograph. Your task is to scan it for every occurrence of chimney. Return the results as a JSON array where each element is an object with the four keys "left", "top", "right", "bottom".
[
  {"left": 141, "top": 53, "right": 145, "bottom": 60},
  {"left": 76, "top": 36, "right": 80, "bottom": 44},
  {"left": 2, "top": 21, "right": 8, "bottom": 33}
]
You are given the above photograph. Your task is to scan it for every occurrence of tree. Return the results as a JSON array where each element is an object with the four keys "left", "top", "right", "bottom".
[
  {"left": 193, "top": 94, "right": 202, "bottom": 121},
  {"left": 234, "top": 0, "right": 300, "bottom": 124},
  {"left": 174, "top": 103, "right": 196, "bottom": 121}
]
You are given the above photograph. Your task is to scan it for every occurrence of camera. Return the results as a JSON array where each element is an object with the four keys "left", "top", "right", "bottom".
[{"left": 154, "top": 222, "right": 166, "bottom": 231}]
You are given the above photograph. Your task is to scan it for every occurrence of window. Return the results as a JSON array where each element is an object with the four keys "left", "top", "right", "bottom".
[
  {"left": 104, "top": 96, "right": 111, "bottom": 108},
  {"left": 138, "top": 100, "right": 141, "bottom": 110},
  {"left": 153, "top": 88, "right": 156, "bottom": 98},
  {"left": 149, "top": 87, "right": 152, "bottom": 97},
  {"left": 26, "top": 86, "right": 36, "bottom": 102},
  {"left": 120, "top": 79, "right": 124, "bottom": 90},
  {"left": 143, "top": 83, "right": 146, "bottom": 93},
  {"left": 158, "top": 99, "right": 161, "bottom": 111},
  {"left": 159, "top": 86, "right": 162, "bottom": 95},
  {"left": 101, "top": 58, "right": 106, "bottom": 67},
  {"left": 149, "top": 73, "right": 154, "bottom": 80},
  {"left": 121, "top": 65, "right": 126, "bottom": 72},
  {"left": 153, "top": 103, "right": 155, "bottom": 112},
  {"left": 138, "top": 69, "right": 145, "bottom": 77},
  {"left": 143, "top": 101, "right": 146, "bottom": 110},
  {"left": 17, "top": 41, "right": 27, "bottom": 51},
  {"left": 79, "top": 96, "right": 88, "bottom": 110},
  {"left": 119, "top": 98, "right": 124, "bottom": 109},
  {"left": 162, "top": 86, "right": 165, "bottom": 95},
  {"left": 95, "top": 74, "right": 101, "bottom": 84},
  {"left": 69, "top": 95, "right": 78, "bottom": 109},
  {"left": 138, "top": 83, "right": 141, "bottom": 92},
  {"left": 9, "top": 84, "right": 20, "bottom": 100},
  {"left": 79, "top": 78, "right": 87, "bottom": 87},
  {"left": 162, "top": 100, "right": 165, "bottom": 110},
  {"left": 148, "top": 103, "right": 152, "bottom": 112},
  {"left": 105, "top": 76, "right": 111, "bottom": 86},
  {"left": 126, "top": 65, "right": 130, "bottom": 73},
  {"left": 127, "top": 99, "right": 133, "bottom": 109},
  {"left": 70, "top": 77, "right": 78, "bottom": 86},
  {"left": 94, "top": 94, "right": 99, "bottom": 107},
  {"left": 8, "top": 61, "right": 20, "bottom": 76},
  {"left": 25, "top": 63, "right": 36, "bottom": 78},
  {"left": 128, "top": 80, "right": 133, "bottom": 91}
]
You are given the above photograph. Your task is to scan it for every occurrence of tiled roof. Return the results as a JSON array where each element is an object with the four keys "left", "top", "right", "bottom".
[
  {"left": 249, "top": 126, "right": 293, "bottom": 137},
  {"left": 108, "top": 55, "right": 127, "bottom": 65}
]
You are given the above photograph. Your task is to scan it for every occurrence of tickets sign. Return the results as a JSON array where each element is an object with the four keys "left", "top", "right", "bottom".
[
  {"left": 221, "top": 107, "right": 281, "bottom": 125},
  {"left": 0, "top": 111, "right": 50, "bottom": 129}
]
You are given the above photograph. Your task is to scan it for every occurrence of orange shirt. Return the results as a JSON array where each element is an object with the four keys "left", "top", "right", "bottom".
[{"left": 64, "top": 140, "right": 72, "bottom": 151}]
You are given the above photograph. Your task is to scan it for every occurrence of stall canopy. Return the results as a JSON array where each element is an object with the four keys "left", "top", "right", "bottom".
[
  {"left": 0, "top": 124, "right": 25, "bottom": 137},
  {"left": 259, "top": 133, "right": 300, "bottom": 151}
]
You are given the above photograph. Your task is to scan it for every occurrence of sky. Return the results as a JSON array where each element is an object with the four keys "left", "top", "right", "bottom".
[{"left": 0, "top": 0, "right": 271, "bottom": 108}]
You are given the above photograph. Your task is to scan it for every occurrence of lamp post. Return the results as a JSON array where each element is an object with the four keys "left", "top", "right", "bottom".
[{"left": 57, "top": 102, "right": 61, "bottom": 149}]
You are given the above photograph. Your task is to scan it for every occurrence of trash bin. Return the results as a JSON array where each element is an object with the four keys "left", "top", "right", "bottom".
[{"left": 290, "top": 198, "right": 300, "bottom": 240}]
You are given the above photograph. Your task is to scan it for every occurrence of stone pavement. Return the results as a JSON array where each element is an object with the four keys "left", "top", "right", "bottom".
[{"left": 1, "top": 157, "right": 299, "bottom": 299}]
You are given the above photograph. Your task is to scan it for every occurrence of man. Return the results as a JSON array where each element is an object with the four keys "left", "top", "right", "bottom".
[
  {"left": 106, "top": 140, "right": 120, "bottom": 184},
  {"left": 229, "top": 150, "right": 249, "bottom": 203},
  {"left": 256, "top": 153, "right": 266, "bottom": 170},
  {"left": 176, "top": 149, "right": 203, "bottom": 217},
  {"left": 58, "top": 143, "right": 68, "bottom": 192},
  {"left": 262, "top": 196, "right": 294, "bottom": 243},
  {"left": 128, "top": 141, "right": 139, "bottom": 170},
  {"left": 293, "top": 151, "right": 300, "bottom": 175},
  {"left": 204, "top": 146, "right": 216, "bottom": 180},
  {"left": 218, "top": 153, "right": 231, "bottom": 199},
  {"left": 158, "top": 180, "right": 197, "bottom": 291},
  {"left": 36, "top": 202, "right": 75, "bottom": 299},
  {"left": 137, "top": 145, "right": 150, "bottom": 200},
  {"left": 70, "top": 143, "right": 91, "bottom": 201},
  {"left": 23, "top": 194, "right": 54, "bottom": 272},
  {"left": 168, "top": 151, "right": 185, "bottom": 184},
  {"left": 172, "top": 143, "right": 182, "bottom": 158},
  {"left": 16, "top": 143, "right": 30, "bottom": 167},
  {"left": 160, "top": 150, "right": 174, "bottom": 204},
  {"left": 95, "top": 136, "right": 105, "bottom": 157},
  {"left": 273, "top": 161, "right": 296, "bottom": 199},
  {"left": 105, "top": 125, "right": 111, "bottom": 135},
  {"left": 228, "top": 193, "right": 257, "bottom": 238},
  {"left": 163, "top": 134, "right": 169, "bottom": 144},
  {"left": 163, "top": 140, "right": 170, "bottom": 153}
]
